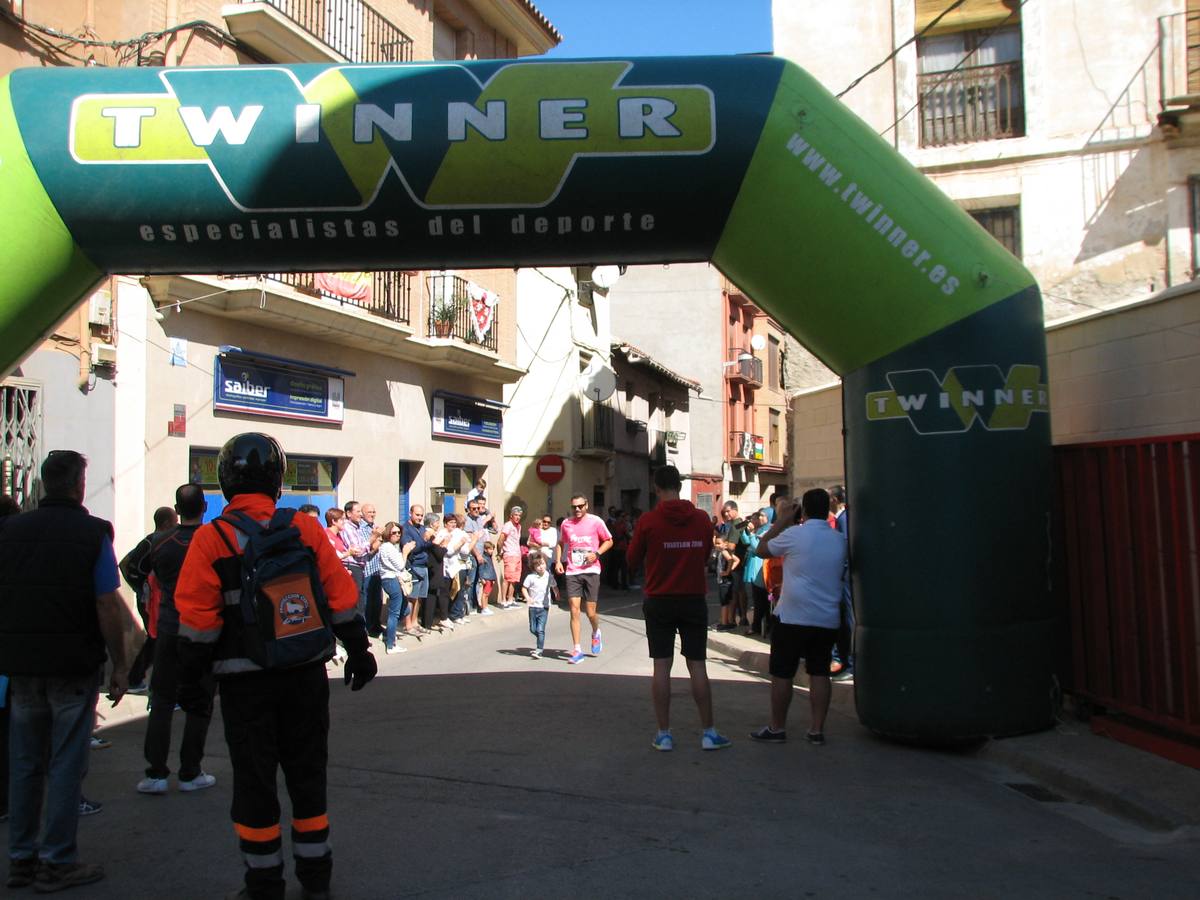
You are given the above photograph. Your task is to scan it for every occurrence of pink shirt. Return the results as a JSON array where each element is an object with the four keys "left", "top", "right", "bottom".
[
  {"left": 559, "top": 513, "right": 612, "bottom": 575},
  {"left": 501, "top": 520, "right": 522, "bottom": 557}
]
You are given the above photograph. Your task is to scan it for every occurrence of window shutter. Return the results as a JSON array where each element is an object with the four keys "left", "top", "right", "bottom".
[{"left": 915, "top": 0, "right": 1021, "bottom": 36}]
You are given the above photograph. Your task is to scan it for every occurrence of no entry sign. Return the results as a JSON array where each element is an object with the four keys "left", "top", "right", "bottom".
[{"left": 535, "top": 454, "right": 565, "bottom": 485}]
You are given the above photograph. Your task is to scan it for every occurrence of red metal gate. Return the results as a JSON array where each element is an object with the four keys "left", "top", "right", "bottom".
[{"left": 1056, "top": 434, "right": 1200, "bottom": 757}]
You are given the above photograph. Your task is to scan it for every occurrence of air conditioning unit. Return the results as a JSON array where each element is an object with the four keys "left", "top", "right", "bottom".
[
  {"left": 92, "top": 342, "right": 117, "bottom": 367},
  {"left": 88, "top": 291, "right": 112, "bottom": 327}
]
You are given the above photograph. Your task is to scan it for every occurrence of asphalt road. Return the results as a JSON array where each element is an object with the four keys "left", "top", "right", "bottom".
[{"left": 32, "top": 593, "right": 1200, "bottom": 899}]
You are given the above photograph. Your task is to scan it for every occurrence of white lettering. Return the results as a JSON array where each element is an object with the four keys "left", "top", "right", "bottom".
[
  {"left": 178, "top": 105, "right": 263, "bottom": 146},
  {"left": 102, "top": 106, "right": 156, "bottom": 148},
  {"left": 540, "top": 99, "right": 588, "bottom": 139},
  {"left": 448, "top": 101, "right": 506, "bottom": 141},
  {"left": 353, "top": 103, "right": 413, "bottom": 143},
  {"left": 618, "top": 97, "right": 680, "bottom": 138},
  {"left": 295, "top": 104, "right": 321, "bottom": 143}
]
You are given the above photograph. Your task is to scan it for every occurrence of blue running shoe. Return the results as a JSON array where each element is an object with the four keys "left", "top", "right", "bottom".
[
  {"left": 591, "top": 631, "right": 602, "bottom": 655},
  {"left": 568, "top": 651, "right": 586, "bottom": 665},
  {"left": 701, "top": 731, "right": 732, "bottom": 751},
  {"left": 651, "top": 732, "right": 674, "bottom": 752}
]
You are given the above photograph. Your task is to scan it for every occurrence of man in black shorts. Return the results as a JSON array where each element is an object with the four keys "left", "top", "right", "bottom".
[
  {"left": 750, "top": 490, "right": 848, "bottom": 745},
  {"left": 627, "top": 466, "right": 731, "bottom": 752}
]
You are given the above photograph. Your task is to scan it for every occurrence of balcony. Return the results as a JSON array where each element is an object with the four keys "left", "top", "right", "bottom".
[
  {"left": 728, "top": 431, "right": 764, "bottom": 465},
  {"left": 223, "top": 0, "right": 414, "bottom": 64},
  {"left": 139, "top": 269, "right": 521, "bottom": 382},
  {"left": 426, "top": 274, "right": 499, "bottom": 352},
  {"left": 918, "top": 61, "right": 1025, "bottom": 147},
  {"left": 724, "top": 349, "right": 763, "bottom": 388},
  {"left": 579, "top": 403, "right": 615, "bottom": 456},
  {"left": 265, "top": 271, "right": 410, "bottom": 324}
]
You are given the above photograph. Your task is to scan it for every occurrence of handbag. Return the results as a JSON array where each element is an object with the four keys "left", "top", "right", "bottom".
[{"left": 398, "top": 567, "right": 415, "bottom": 596}]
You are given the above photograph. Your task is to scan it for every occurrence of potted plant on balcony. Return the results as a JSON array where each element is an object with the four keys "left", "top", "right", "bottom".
[{"left": 431, "top": 296, "right": 457, "bottom": 338}]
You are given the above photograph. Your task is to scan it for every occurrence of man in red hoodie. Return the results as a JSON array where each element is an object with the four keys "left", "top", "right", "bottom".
[{"left": 627, "top": 466, "right": 732, "bottom": 752}]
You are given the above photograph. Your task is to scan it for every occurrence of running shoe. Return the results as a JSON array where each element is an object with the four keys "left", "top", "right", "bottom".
[
  {"left": 136, "top": 776, "right": 168, "bottom": 795},
  {"left": 385, "top": 645, "right": 408, "bottom": 654},
  {"left": 479, "top": 607, "right": 495, "bottom": 617},
  {"left": 568, "top": 651, "right": 586, "bottom": 665},
  {"left": 78, "top": 797, "right": 103, "bottom": 816},
  {"left": 179, "top": 772, "right": 217, "bottom": 792},
  {"left": 651, "top": 732, "right": 674, "bottom": 752},
  {"left": 805, "top": 731, "right": 826, "bottom": 746},
  {"left": 90, "top": 735, "right": 112, "bottom": 750},
  {"left": 126, "top": 682, "right": 149, "bottom": 695},
  {"left": 530, "top": 648, "right": 542, "bottom": 659},
  {"left": 591, "top": 631, "right": 602, "bottom": 655},
  {"left": 700, "top": 734, "right": 729, "bottom": 753},
  {"left": 750, "top": 726, "right": 787, "bottom": 743},
  {"left": 701, "top": 731, "right": 732, "bottom": 751}
]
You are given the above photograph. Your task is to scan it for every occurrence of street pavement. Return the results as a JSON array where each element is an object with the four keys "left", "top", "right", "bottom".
[{"left": 25, "top": 589, "right": 1200, "bottom": 898}]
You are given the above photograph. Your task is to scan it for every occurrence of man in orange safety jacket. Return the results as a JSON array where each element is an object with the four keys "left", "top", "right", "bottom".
[{"left": 175, "top": 433, "right": 376, "bottom": 900}]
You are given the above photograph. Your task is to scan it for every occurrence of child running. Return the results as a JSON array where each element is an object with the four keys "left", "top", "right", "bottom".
[{"left": 522, "top": 554, "right": 553, "bottom": 658}]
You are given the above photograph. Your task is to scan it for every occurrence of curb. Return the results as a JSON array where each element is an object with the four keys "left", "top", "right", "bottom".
[{"left": 706, "top": 633, "right": 857, "bottom": 713}]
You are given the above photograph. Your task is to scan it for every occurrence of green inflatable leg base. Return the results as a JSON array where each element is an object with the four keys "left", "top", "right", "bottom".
[{"left": 854, "top": 621, "right": 1060, "bottom": 741}]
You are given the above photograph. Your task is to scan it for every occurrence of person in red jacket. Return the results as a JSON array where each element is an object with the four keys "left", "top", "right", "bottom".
[
  {"left": 627, "top": 466, "right": 732, "bottom": 752},
  {"left": 175, "top": 433, "right": 374, "bottom": 900}
]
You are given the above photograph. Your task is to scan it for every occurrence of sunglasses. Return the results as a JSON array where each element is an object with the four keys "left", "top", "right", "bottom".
[
  {"left": 389, "top": 530, "right": 400, "bottom": 536},
  {"left": 571, "top": 503, "right": 586, "bottom": 509}
]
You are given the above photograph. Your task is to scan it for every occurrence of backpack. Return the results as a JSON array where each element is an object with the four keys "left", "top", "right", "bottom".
[{"left": 215, "top": 509, "right": 335, "bottom": 670}]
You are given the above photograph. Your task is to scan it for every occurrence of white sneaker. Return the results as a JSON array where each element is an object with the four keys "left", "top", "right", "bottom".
[
  {"left": 136, "top": 776, "right": 168, "bottom": 795},
  {"left": 440, "top": 619, "right": 455, "bottom": 631},
  {"left": 179, "top": 772, "right": 216, "bottom": 792},
  {"left": 530, "top": 648, "right": 542, "bottom": 659},
  {"left": 479, "top": 607, "right": 495, "bottom": 617},
  {"left": 386, "top": 645, "right": 407, "bottom": 654}
]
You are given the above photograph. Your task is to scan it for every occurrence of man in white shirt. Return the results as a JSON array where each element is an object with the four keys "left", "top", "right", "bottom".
[{"left": 750, "top": 489, "right": 847, "bottom": 745}]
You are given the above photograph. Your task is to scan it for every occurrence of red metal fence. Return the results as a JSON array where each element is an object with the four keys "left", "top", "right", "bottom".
[{"left": 1056, "top": 434, "right": 1200, "bottom": 745}]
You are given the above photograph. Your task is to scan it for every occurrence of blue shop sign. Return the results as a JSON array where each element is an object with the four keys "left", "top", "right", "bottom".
[
  {"left": 214, "top": 356, "right": 345, "bottom": 425},
  {"left": 432, "top": 391, "right": 503, "bottom": 445}
]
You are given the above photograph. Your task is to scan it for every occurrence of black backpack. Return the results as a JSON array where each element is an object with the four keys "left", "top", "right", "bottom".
[{"left": 215, "top": 509, "right": 335, "bottom": 670}]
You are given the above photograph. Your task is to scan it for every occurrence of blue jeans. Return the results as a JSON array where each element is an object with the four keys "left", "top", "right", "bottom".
[
  {"left": 8, "top": 670, "right": 99, "bottom": 864},
  {"left": 450, "top": 557, "right": 477, "bottom": 620},
  {"left": 383, "top": 578, "right": 410, "bottom": 649},
  {"left": 528, "top": 607, "right": 548, "bottom": 650}
]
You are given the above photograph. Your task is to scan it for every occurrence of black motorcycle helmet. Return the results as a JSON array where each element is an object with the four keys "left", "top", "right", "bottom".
[{"left": 217, "top": 433, "right": 286, "bottom": 501}]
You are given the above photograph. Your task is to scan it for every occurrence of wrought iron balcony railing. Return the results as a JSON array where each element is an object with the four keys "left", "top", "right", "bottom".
[
  {"left": 918, "top": 60, "right": 1025, "bottom": 147},
  {"left": 264, "top": 270, "right": 412, "bottom": 323},
  {"left": 581, "top": 403, "right": 615, "bottom": 453},
  {"left": 246, "top": 0, "right": 414, "bottom": 62},
  {"left": 725, "top": 349, "right": 763, "bottom": 386},
  {"left": 728, "top": 430, "right": 764, "bottom": 464},
  {"left": 425, "top": 274, "right": 500, "bottom": 351}
]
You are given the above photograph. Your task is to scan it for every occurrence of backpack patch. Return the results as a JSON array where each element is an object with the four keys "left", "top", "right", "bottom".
[{"left": 217, "top": 509, "right": 335, "bottom": 670}]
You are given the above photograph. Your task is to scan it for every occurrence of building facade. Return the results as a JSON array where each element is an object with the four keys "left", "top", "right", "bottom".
[
  {"left": 0, "top": 0, "right": 559, "bottom": 553},
  {"left": 775, "top": 0, "right": 1200, "bottom": 487}
]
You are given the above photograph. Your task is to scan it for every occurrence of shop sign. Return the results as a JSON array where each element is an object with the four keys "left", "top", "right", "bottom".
[
  {"left": 213, "top": 356, "right": 344, "bottom": 424},
  {"left": 432, "top": 392, "right": 502, "bottom": 445}
]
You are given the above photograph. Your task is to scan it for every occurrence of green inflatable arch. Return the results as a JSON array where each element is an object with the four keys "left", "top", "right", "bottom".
[{"left": 0, "top": 57, "right": 1055, "bottom": 740}]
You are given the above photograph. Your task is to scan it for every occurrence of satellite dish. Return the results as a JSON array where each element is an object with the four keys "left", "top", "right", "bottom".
[
  {"left": 578, "top": 358, "right": 617, "bottom": 402},
  {"left": 591, "top": 265, "right": 622, "bottom": 290},
  {"left": 750, "top": 334, "right": 767, "bottom": 351}
]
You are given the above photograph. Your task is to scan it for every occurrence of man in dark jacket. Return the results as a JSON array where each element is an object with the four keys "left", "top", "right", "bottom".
[
  {"left": 627, "top": 466, "right": 731, "bottom": 753},
  {"left": 0, "top": 450, "right": 134, "bottom": 892}
]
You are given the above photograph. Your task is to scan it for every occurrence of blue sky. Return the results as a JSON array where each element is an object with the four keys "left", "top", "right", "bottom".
[{"left": 532, "top": 0, "right": 773, "bottom": 58}]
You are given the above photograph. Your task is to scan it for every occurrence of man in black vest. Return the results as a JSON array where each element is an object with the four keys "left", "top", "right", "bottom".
[
  {"left": 0, "top": 450, "right": 134, "bottom": 892},
  {"left": 136, "top": 483, "right": 217, "bottom": 795}
]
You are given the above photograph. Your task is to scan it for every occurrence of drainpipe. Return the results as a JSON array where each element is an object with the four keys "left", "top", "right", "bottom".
[{"left": 165, "top": 0, "right": 180, "bottom": 66}]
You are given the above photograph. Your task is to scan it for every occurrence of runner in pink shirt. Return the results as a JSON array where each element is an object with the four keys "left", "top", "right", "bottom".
[{"left": 554, "top": 494, "right": 613, "bottom": 664}]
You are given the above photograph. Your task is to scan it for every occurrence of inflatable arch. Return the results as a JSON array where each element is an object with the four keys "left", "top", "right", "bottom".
[{"left": 0, "top": 57, "right": 1055, "bottom": 740}]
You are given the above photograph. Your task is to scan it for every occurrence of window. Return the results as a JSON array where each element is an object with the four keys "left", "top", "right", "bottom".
[
  {"left": 969, "top": 206, "right": 1021, "bottom": 258},
  {"left": 1190, "top": 176, "right": 1200, "bottom": 278},
  {"left": 918, "top": 24, "right": 1024, "bottom": 146},
  {"left": 769, "top": 409, "right": 781, "bottom": 466},
  {"left": 1, "top": 379, "right": 41, "bottom": 507},
  {"left": 768, "top": 335, "right": 781, "bottom": 390}
]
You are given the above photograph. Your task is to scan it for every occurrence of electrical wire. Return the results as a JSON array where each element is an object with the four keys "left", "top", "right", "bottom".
[
  {"left": 837, "top": 0, "right": 969, "bottom": 99},
  {"left": 0, "top": 5, "right": 250, "bottom": 67},
  {"left": 880, "top": 0, "right": 1030, "bottom": 138}
]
